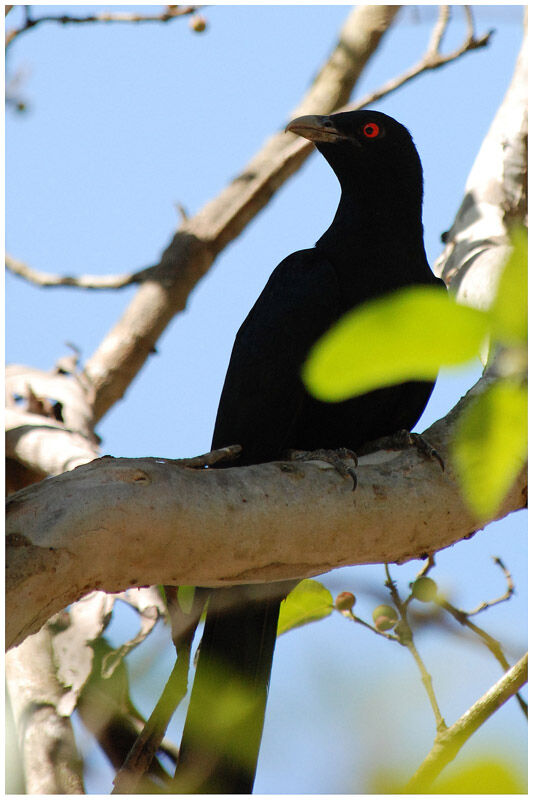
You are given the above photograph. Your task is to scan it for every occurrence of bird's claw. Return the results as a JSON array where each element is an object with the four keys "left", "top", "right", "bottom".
[
  {"left": 288, "top": 447, "right": 358, "bottom": 490},
  {"left": 408, "top": 432, "right": 445, "bottom": 471},
  {"left": 387, "top": 430, "right": 444, "bottom": 471}
]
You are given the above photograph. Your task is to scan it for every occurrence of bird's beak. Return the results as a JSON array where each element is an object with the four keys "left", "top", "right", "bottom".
[{"left": 285, "top": 114, "right": 346, "bottom": 143}]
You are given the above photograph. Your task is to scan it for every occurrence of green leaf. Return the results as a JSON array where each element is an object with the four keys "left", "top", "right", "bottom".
[
  {"left": 179, "top": 660, "right": 265, "bottom": 770},
  {"left": 303, "top": 287, "right": 489, "bottom": 402},
  {"left": 431, "top": 758, "right": 527, "bottom": 794},
  {"left": 451, "top": 381, "right": 527, "bottom": 521},
  {"left": 177, "top": 585, "right": 196, "bottom": 614},
  {"left": 489, "top": 226, "right": 528, "bottom": 345},
  {"left": 277, "top": 579, "right": 333, "bottom": 635},
  {"left": 372, "top": 757, "right": 526, "bottom": 794}
]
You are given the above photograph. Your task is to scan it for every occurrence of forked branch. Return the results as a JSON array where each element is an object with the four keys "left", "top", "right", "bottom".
[{"left": 405, "top": 653, "right": 528, "bottom": 791}]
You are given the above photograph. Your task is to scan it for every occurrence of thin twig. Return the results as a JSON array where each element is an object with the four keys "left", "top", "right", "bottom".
[
  {"left": 385, "top": 564, "right": 446, "bottom": 732},
  {"left": 463, "top": 5, "right": 475, "bottom": 43},
  {"left": 415, "top": 554, "right": 436, "bottom": 580},
  {"left": 162, "top": 444, "right": 243, "bottom": 468},
  {"left": 439, "top": 598, "right": 528, "bottom": 718},
  {"left": 342, "top": 609, "right": 399, "bottom": 642},
  {"left": 5, "top": 253, "right": 149, "bottom": 289},
  {"left": 466, "top": 556, "right": 514, "bottom": 616},
  {"left": 404, "top": 652, "right": 528, "bottom": 792},
  {"left": 342, "top": 5, "right": 492, "bottom": 113},
  {"left": 404, "top": 637, "right": 447, "bottom": 732},
  {"left": 426, "top": 5, "right": 450, "bottom": 54},
  {"left": 434, "top": 556, "right": 526, "bottom": 717},
  {"left": 6, "top": 6, "right": 199, "bottom": 48}
]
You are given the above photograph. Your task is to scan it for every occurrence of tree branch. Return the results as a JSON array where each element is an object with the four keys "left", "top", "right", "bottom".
[
  {"left": 5, "top": 625, "right": 85, "bottom": 793},
  {"left": 434, "top": 8, "right": 528, "bottom": 307},
  {"left": 405, "top": 652, "right": 528, "bottom": 791},
  {"left": 5, "top": 5, "right": 199, "bottom": 49},
  {"left": 5, "top": 253, "right": 149, "bottom": 290},
  {"left": 342, "top": 5, "right": 492, "bottom": 113},
  {"left": 6, "top": 6, "right": 493, "bottom": 315},
  {"left": 6, "top": 373, "right": 527, "bottom": 651}
]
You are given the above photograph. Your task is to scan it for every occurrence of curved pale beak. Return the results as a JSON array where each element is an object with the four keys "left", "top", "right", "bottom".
[{"left": 285, "top": 114, "right": 346, "bottom": 143}]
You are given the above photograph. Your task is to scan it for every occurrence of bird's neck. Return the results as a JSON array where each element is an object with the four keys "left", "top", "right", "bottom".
[{"left": 317, "top": 190, "right": 425, "bottom": 257}]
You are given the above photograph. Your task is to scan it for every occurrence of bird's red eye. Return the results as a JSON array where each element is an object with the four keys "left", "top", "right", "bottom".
[{"left": 362, "top": 122, "right": 380, "bottom": 138}]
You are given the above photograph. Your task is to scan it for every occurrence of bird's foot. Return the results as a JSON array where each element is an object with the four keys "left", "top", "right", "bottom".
[
  {"left": 407, "top": 432, "right": 445, "bottom": 471},
  {"left": 287, "top": 447, "right": 358, "bottom": 490},
  {"left": 360, "top": 430, "right": 444, "bottom": 471}
]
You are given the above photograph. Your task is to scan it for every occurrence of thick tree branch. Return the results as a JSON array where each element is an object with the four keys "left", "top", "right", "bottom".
[
  {"left": 6, "top": 374, "right": 527, "bottom": 651},
  {"left": 6, "top": 363, "right": 99, "bottom": 479},
  {"left": 5, "top": 625, "right": 85, "bottom": 793},
  {"left": 434, "top": 8, "right": 528, "bottom": 307}
]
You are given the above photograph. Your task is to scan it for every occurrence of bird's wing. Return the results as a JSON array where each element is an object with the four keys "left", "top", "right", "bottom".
[{"left": 212, "top": 248, "right": 340, "bottom": 464}]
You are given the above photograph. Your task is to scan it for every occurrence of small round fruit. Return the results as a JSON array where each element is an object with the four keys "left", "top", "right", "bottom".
[
  {"left": 372, "top": 604, "right": 398, "bottom": 629},
  {"left": 411, "top": 577, "right": 438, "bottom": 603},
  {"left": 374, "top": 615, "right": 396, "bottom": 632},
  {"left": 190, "top": 14, "right": 207, "bottom": 32},
  {"left": 335, "top": 592, "right": 356, "bottom": 611}
]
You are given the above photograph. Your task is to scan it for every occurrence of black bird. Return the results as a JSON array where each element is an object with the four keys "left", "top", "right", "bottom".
[{"left": 174, "top": 110, "right": 445, "bottom": 793}]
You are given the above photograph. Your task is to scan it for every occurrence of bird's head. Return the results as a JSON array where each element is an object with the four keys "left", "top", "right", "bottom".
[{"left": 286, "top": 109, "right": 423, "bottom": 208}]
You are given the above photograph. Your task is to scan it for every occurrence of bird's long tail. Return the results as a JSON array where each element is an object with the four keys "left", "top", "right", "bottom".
[{"left": 173, "top": 582, "right": 292, "bottom": 793}]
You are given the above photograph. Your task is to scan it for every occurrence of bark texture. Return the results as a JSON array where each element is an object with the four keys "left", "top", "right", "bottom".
[{"left": 6, "top": 374, "right": 526, "bottom": 651}]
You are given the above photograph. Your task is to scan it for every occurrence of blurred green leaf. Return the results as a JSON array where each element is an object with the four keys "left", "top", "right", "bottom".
[
  {"left": 277, "top": 579, "right": 333, "bottom": 635},
  {"left": 489, "top": 226, "right": 528, "bottom": 345},
  {"left": 303, "top": 287, "right": 489, "bottom": 401},
  {"left": 181, "top": 661, "right": 264, "bottom": 770},
  {"left": 431, "top": 758, "right": 526, "bottom": 794},
  {"left": 371, "top": 757, "right": 526, "bottom": 794},
  {"left": 451, "top": 381, "right": 527, "bottom": 521},
  {"left": 177, "top": 585, "right": 196, "bottom": 614}
]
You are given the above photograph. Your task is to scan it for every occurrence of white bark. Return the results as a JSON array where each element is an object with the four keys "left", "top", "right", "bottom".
[
  {"left": 434, "top": 8, "right": 528, "bottom": 307},
  {"left": 6, "top": 625, "right": 85, "bottom": 793}
]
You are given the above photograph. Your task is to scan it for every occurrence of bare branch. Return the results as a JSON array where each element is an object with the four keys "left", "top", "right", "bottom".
[
  {"left": 405, "top": 652, "right": 528, "bottom": 791},
  {"left": 438, "top": 593, "right": 528, "bottom": 718},
  {"left": 426, "top": 5, "right": 450, "bottom": 54},
  {"left": 5, "top": 253, "right": 149, "bottom": 290},
  {"left": 6, "top": 5, "right": 199, "bottom": 48},
  {"left": 344, "top": 5, "right": 492, "bottom": 112},
  {"left": 466, "top": 556, "right": 514, "bottom": 616}
]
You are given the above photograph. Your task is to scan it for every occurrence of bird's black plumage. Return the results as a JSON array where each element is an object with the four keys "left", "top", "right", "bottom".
[{"left": 174, "top": 110, "right": 444, "bottom": 793}]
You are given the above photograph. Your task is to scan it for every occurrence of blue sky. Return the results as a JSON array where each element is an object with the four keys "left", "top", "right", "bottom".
[{"left": 6, "top": 5, "right": 526, "bottom": 793}]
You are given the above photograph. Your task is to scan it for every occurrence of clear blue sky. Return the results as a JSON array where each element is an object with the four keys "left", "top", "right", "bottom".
[{"left": 6, "top": 5, "right": 526, "bottom": 793}]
